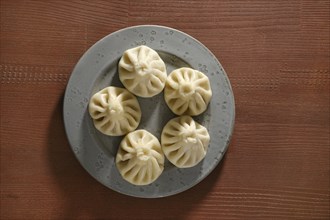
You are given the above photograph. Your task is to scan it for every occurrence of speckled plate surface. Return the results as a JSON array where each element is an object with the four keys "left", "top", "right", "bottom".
[{"left": 63, "top": 25, "right": 235, "bottom": 198}]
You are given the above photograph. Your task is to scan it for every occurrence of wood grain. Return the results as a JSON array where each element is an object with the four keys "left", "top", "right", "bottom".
[{"left": 1, "top": 0, "right": 329, "bottom": 219}]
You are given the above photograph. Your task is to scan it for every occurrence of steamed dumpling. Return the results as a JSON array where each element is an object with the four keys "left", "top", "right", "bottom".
[
  {"left": 161, "top": 116, "right": 210, "bottom": 168},
  {"left": 164, "top": 67, "right": 212, "bottom": 116},
  {"left": 119, "top": 45, "right": 167, "bottom": 97},
  {"left": 116, "top": 129, "right": 165, "bottom": 185},
  {"left": 89, "top": 86, "right": 141, "bottom": 136}
]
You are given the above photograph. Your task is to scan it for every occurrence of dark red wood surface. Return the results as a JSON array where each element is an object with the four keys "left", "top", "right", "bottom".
[{"left": 1, "top": 1, "right": 329, "bottom": 219}]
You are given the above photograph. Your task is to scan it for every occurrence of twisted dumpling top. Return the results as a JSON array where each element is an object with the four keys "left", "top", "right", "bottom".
[
  {"left": 164, "top": 67, "right": 212, "bottom": 116},
  {"left": 119, "top": 45, "right": 167, "bottom": 97},
  {"left": 89, "top": 86, "right": 141, "bottom": 136}
]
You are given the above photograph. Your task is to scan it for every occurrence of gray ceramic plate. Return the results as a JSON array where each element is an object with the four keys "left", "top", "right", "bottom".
[{"left": 63, "top": 25, "right": 235, "bottom": 198}]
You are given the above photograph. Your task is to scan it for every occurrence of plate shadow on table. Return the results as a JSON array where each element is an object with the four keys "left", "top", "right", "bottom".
[{"left": 47, "top": 92, "right": 227, "bottom": 219}]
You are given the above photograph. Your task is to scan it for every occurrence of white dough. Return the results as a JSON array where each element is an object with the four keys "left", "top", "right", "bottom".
[
  {"left": 116, "top": 129, "right": 165, "bottom": 185},
  {"left": 161, "top": 116, "right": 210, "bottom": 168},
  {"left": 164, "top": 67, "right": 212, "bottom": 116},
  {"left": 118, "top": 45, "right": 167, "bottom": 97},
  {"left": 88, "top": 86, "right": 141, "bottom": 136}
]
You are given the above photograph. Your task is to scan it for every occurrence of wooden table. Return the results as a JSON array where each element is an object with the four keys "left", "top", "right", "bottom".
[{"left": 1, "top": 1, "right": 329, "bottom": 219}]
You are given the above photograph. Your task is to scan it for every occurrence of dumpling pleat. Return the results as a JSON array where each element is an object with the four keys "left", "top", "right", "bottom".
[
  {"left": 121, "top": 159, "right": 137, "bottom": 174},
  {"left": 104, "top": 121, "right": 116, "bottom": 134},
  {"left": 119, "top": 61, "right": 134, "bottom": 72},
  {"left": 137, "top": 165, "right": 147, "bottom": 184},
  {"left": 151, "top": 150, "right": 164, "bottom": 162}
]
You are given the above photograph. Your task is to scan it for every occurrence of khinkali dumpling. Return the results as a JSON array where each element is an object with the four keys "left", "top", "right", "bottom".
[
  {"left": 161, "top": 116, "right": 210, "bottom": 168},
  {"left": 116, "top": 129, "right": 165, "bottom": 185},
  {"left": 118, "top": 45, "right": 167, "bottom": 97},
  {"left": 89, "top": 86, "right": 141, "bottom": 136},
  {"left": 164, "top": 67, "right": 212, "bottom": 116}
]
